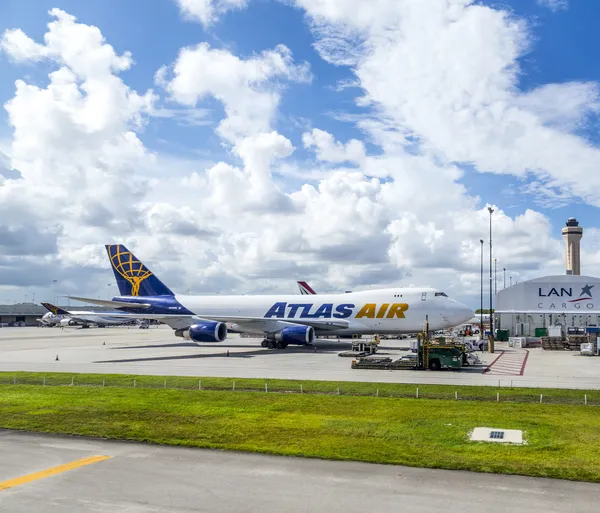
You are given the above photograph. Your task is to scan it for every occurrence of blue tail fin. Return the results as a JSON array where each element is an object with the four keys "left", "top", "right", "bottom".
[
  {"left": 41, "top": 302, "right": 70, "bottom": 315},
  {"left": 105, "top": 244, "right": 174, "bottom": 297}
]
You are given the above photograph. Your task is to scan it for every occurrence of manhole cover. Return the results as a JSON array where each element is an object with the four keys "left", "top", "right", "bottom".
[{"left": 470, "top": 427, "right": 523, "bottom": 444}]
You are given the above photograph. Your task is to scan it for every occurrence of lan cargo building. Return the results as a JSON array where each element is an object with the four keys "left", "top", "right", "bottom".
[{"left": 495, "top": 218, "right": 600, "bottom": 337}]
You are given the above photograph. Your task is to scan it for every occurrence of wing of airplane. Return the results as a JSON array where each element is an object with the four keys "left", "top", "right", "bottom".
[
  {"left": 66, "top": 308, "right": 348, "bottom": 334},
  {"left": 68, "top": 297, "right": 152, "bottom": 309},
  {"left": 194, "top": 315, "right": 349, "bottom": 332}
]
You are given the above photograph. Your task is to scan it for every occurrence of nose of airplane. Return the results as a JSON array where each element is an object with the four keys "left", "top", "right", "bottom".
[{"left": 449, "top": 300, "right": 474, "bottom": 327}]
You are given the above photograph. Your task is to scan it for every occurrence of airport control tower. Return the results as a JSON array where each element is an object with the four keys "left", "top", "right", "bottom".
[{"left": 562, "top": 217, "right": 583, "bottom": 275}]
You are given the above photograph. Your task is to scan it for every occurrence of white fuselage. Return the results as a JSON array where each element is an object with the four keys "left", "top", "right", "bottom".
[
  {"left": 173, "top": 287, "right": 473, "bottom": 335},
  {"left": 40, "top": 311, "right": 132, "bottom": 327}
]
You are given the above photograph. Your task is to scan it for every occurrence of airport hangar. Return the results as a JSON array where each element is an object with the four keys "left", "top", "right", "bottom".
[
  {"left": 494, "top": 218, "right": 600, "bottom": 337},
  {"left": 495, "top": 275, "right": 600, "bottom": 337}
]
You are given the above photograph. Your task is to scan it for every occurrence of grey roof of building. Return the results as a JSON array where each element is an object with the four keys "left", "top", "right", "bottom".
[{"left": 0, "top": 304, "right": 111, "bottom": 315}]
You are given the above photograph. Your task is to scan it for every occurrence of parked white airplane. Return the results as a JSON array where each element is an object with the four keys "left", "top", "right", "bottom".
[
  {"left": 467, "top": 314, "right": 491, "bottom": 324},
  {"left": 39, "top": 302, "right": 137, "bottom": 328},
  {"left": 69, "top": 245, "right": 474, "bottom": 349}
]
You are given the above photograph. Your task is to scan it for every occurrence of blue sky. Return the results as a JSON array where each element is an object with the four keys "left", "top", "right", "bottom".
[
  {"left": 1, "top": 0, "right": 600, "bottom": 305},
  {"left": 2, "top": 0, "right": 598, "bottom": 234}
]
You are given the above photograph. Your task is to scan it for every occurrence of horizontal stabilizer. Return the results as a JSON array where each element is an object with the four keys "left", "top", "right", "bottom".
[{"left": 67, "top": 296, "right": 152, "bottom": 309}]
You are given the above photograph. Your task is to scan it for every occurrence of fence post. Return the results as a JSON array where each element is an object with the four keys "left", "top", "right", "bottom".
[
  {"left": 43, "top": 376, "right": 46, "bottom": 386},
  {"left": 102, "top": 379, "right": 105, "bottom": 387},
  {"left": 376, "top": 389, "right": 379, "bottom": 397},
  {"left": 199, "top": 380, "right": 202, "bottom": 390},
  {"left": 133, "top": 379, "right": 136, "bottom": 388},
  {"left": 496, "top": 392, "right": 499, "bottom": 402},
  {"left": 455, "top": 391, "right": 458, "bottom": 400},
  {"left": 71, "top": 377, "right": 74, "bottom": 386},
  {"left": 233, "top": 381, "right": 235, "bottom": 391},
  {"left": 300, "top": 384, "right": 303, "bottom": 394},
  {"left": 265, "top": 383, "right": 268, "bottom": 393},
  {"left": 337, "top": 386, "right": 340, "bottom": 395},
  {"left": 13, "top": 376, "right": 16, "bottom": 385},
  {"left": 416, "top": 387, "right": 419, "bottom": 399},
  {"left": 164, "top": 380, "right": 167, "bottom": 389},
  {"left": 540, "top": 394, "right": 543, "bottom": 404}
]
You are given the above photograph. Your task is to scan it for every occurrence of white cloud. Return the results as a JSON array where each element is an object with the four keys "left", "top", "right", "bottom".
[
  {"left": 294, "top": 0, "right": 600, "bottom": 208},
  {"left": 159, "top": 42, "right": 311, "bottom": 143},
  {"left": 0, "top": 8, "right": 158, "bottom": 298},
  {"left": 0, "top": 28, "right": 48, "bottom": 61},
  {"left": 537, "top": 0, "right": 569, "bottom": 12},
  {"left": 175, "top": 0, "right": 249, "bottom": 26},
  {"left": 2, "top": 3, "right": 600, "bottom": 308},
  {"left": 515, "top": 82, "right": 600, "bottom": 133},
  {"left": 302, "top": 128, "right": 366, "bottom": 164}
]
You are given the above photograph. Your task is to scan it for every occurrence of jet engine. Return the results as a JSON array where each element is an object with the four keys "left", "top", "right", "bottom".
[
  {"left": 175, "top": 322, "right": 227, "bottom": 343},
  {"left": 274, "top": 325, "right": 314, "bottom": 345},
  {"left": 60, "top": 318, "right": 75, "bottom": 326}
]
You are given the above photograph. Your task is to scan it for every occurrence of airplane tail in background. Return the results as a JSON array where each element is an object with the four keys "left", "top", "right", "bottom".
[
  {"left": 41, "top": 302, "right": 70, "bottom": 316},
  {"left": 297, "top": 281, "right": 317, "bottom": 295},
  {"left": 105, "top": 244, "right": 174, "bottom": 297}
]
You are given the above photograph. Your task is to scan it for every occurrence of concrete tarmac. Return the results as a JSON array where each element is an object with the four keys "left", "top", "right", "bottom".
[
  {"left": 1, "top": 326, "right": 600, "bottom": 389},
  {"left": 1, "top": 430, "right": 598, "bottom": 512}
]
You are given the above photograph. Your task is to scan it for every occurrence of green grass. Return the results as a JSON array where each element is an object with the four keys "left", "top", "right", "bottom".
[
  {"left": 0, "top": 371, "right": 599, "bottom": 405},
  {"left": 0, "top": 386, "right": 599, "bottom": 482},
  {"left": 1, "top": 375, "right": 600, "bottom": 482}
]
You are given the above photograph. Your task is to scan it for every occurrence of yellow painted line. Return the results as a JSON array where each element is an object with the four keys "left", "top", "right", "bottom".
[{"left": 0, "top": 455, "right": 112, "bottom": 491}]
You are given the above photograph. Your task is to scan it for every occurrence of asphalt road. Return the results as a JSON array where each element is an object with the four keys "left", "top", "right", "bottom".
[
  {"left": 2, "top": 326, "right": 600, "bottom": 389},
  {"left": 1, "top": 430, "right": 598, "bottom": 512}
]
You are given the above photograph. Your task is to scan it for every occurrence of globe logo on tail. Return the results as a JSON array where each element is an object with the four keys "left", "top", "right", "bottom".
[{"left": 107, "top": 245, "right": 153, "bottom": 296}]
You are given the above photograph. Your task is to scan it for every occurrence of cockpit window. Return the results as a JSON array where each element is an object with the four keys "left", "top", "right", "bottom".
[{"left": 435, "top": 292, "right": 448, "bottom": 297}]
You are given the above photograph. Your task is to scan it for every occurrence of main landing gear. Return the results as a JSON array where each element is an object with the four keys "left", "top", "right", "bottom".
[{"left": 261, "top": 339, "right": 288, "bottom": 349}]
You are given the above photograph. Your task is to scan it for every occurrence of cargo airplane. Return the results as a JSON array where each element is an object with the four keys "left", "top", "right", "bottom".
[
  {"left": 69, "top": 245, "right": 474, "bottom": 349},
  {"left": 38, "top": 302, "right": 138, "bottom": 328}
]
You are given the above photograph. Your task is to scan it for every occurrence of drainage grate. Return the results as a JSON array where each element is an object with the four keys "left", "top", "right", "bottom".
[{"left": 489, "top": 431, "right": 505, "bottom": 440}]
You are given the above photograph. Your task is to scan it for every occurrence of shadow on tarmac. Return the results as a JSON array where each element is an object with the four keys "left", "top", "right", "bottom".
[
  {"left": 111, "top": 343, "right": 261, "bottom": 350},
  {"left": 95, "top": 340, "right": 351, "bottom": 364}
]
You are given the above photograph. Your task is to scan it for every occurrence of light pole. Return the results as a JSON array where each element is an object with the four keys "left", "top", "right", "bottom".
[
  {"left": 480, "top": 239, "right": 484, "bottom": 340},
  {"left": 503, "top": 268, "right": 506, "bottom": 289},
  {"left": 488, "top": 206, "right": 495, "bottom": 351},
  {"left": 510, "top": 275, "right": 512, "bottom": 286},
  {"left": 107, "top": 283, "right": 112, "bottom": 300},
  {"left": 52, "top": 279, "right": 58, "bottom": 304},
  {"left": 494, "top": 258, "right": 497, "bottom": 295}
]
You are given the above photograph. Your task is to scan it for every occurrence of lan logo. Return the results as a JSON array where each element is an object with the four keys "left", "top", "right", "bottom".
[
  {"left": 107, "top": 245, "right": 152, "bottom": 296},
  {"left": 568, "top": 284, "right": 594, "bottom": 303}
]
